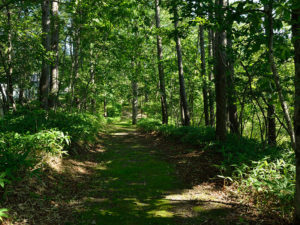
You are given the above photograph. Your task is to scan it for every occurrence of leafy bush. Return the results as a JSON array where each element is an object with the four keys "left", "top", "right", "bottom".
[
  {"left": 0, "top": 108, "right": 105, "bottom": 186},
  {"left": 137, "top": 118, "right": 215, "bottom": 145},
  {"left": 0, "top": 130, "right": 69, "bottom": 181},
  {"left": 0, "top": 109, "right": 105, "bottom": 148}
]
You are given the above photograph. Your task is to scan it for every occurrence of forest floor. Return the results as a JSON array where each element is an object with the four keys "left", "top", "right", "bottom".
[{"left": 4, "top": 122, "right": 281, "bottom": 225}]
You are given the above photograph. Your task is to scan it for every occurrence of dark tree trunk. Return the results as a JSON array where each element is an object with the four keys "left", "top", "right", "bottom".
[
  {"left": 226, "top": 29, "right": 239, "bottom": 134},
  {"left": 199, "top": 25, "right": 209, "bottom": 126},
  {"left": 40, "top": 0, "right": 51, "bottom": 109},
  {"left": 103, "top": 98, "right": 107, "bottom": 117},
  {"left": 215, "top": 0, "right": 227, "bottom": 141},
  {"left": 132, "top": 79, "right": 138, "bottom": 125},
  {"left": 267, "top": 104, "right": 276, "bottom": 146},
  {"left": 208, "top": 29, "right": 215, "bottom": 127},
  {"left": 49, "top": 0, "right": 60, "bottom": 108},
  {"left": 173, "top": 5, "right": 190, "bottom": 126},
  {"left": 155, "top": 0, "right": 168, "bottom": 124},
  {"left": 6, "top": 6, "right": 16, "bottom": 111},
  {"left": 292, "top": 0, "right": 300, "bottom": 222}
]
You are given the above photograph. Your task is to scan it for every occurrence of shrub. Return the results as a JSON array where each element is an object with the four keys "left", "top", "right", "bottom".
[{"left": 0, "top": 130, "right": 69, "bottom": 181}]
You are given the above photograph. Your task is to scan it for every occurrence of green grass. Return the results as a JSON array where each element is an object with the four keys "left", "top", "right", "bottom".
[
  {"left": 69, "top": 123, "right": 180, "bottom": 225},
  {"left": 67, "top": 123, "right": 236, "bottom": 225}
]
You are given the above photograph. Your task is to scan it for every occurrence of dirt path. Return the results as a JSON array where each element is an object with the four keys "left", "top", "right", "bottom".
[{"left": 6, "top": 123, "right": 270, "bottom": 225}]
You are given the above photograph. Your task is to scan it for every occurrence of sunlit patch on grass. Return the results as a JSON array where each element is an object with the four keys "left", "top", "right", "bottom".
[
  {"left": 96, "top": 161, "right": 112, "bottom": 171},
  {"left": 147, "top": 210, "right": 174, "bottom": 218},
  {"left": 99, "top": 209, "right": 118, "bottom": 216},
  {"left": 112, "top": 132, "right": 130, "bottom": 136}
]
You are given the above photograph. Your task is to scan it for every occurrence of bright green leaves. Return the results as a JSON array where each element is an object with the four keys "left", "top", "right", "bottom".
[{"left": 0, "top": 209, "right": 8, "bottom": 221}]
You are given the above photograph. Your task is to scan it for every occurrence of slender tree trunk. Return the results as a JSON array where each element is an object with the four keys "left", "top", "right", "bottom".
[
  {"left": 215, "top": 0, "right": 227, "bottom": 141},
  {"left": 0, "top": 83, "right": 8, "bottom": 113},
  {"left": 226, "top": 29, "right": 239, "bottom": 134},
  {"left": 155, "top": 0, "right": 168, "bottom": 124},
  {"left": 49, "top": 0, "right": 60, "bottom": 108},
  {"left": 132, "top": 78, "right": 138, "bottom": 125},
  {"left": 267, "top": 104, "right": 276, "bottom": 145},
  {"left": 292, "top": 0, "right": 300, "bottom": 222},
  {"left": 199, "top": 25, "right": 209, "bottom": 126},
  {"left": 265, "top": 0, "right": 295, "bottom": 148},
  {"left": 6, "top": 6, "right": 16, "bottom": 111},
  {"left": 173, "top": 5, "right": 190, "bottom": 126},
  {"left": 208, "top": 29, "right": 215, "bottom": 126},
  {"left": 103, "top": 97, "right": 107, "bottom": 117},
  {"left": 40, "top": 0, "right": 51, "bottom": 109}
]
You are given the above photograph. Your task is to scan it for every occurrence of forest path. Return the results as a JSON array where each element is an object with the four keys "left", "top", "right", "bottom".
[
  {"left": 62, "top": 122, "right": 252, "bottom": 225},
  {"left": 9, "top": 122, "right": 260, "bottom": 224}
]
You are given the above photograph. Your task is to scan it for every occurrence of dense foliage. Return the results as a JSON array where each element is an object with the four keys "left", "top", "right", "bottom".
[{"left": 0, "top": 0, "right": 299, "bottom": 223}]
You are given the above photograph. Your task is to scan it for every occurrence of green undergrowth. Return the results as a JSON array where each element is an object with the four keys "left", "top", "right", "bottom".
[
  {"left": 137, "top": 118, "right": 295, "bottom": 219},
  {"left": 0, "top": 107, "right": 107, "bottom": 208}
]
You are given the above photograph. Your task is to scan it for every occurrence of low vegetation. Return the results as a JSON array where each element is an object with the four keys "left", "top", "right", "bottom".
[
  {"left": 0, "top": 107, "right": 106, "bottom": 220},
  {"left": 137, "top": 118, "right": 295, "bottom": 218}
]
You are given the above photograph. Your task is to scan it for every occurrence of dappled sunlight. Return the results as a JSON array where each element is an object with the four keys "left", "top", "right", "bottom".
[
  {"left": 5, "top": 123, "right": 260, "bottom": 224},
  {"left": 111, "top": 132, "right": 130, "bottom": 136},
  {"left": 165, "top": 184, "right": 227, "bottom": 202}
]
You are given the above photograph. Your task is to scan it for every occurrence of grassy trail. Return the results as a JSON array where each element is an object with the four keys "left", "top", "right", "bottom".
[
  {"left": 66, "top": 122, "right": 243, "bottom": 225},
  {"left": 70, "top": 122, "right": 181, "bottom": 224},
  {"left": 7, "top": 122, "right": 257, "bottom": 224}
]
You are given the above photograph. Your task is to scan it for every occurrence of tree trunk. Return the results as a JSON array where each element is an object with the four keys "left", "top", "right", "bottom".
[
  {"left": 173, "top": 5, "right": 190, "bottom": 126},
  {"left": 0, "top": 84, "right": 8, "bottom": 114},
  {"left": 6, "top": 6, "right": 16, "bottom": 111},
  {"left": 265, "top": 0, "right": 295, "bottom": 148},
  {"left": 40, "top": 0, "right": 51, "bottom": 109},
  {"left": 49, "top": 0, "right": 60, "bottom": 108},
  {"left": 267, "top": 104, "right": 276, "bottom": 145},
  {"left": 292, "top": 0, "right": 300, "bottom": 222},
  {"left": 199, "top": 25, "right": 209, "bottom": 126},
  {"left": 208, "top": 29, "right": 215, "bottom": 127},
  {"left": 132, "top": 78, "right": 138, "bottom": 125},
  {"left": 215, "top": 0, "right": 227, "bottom": 141},
  {"left": 103, "top": 97, "right": 107, "bottom": 117},
  {"left": 226, "top": 29, "right": 239, "bottom": 134},
  {"left": 155, "top": 0, "right": 168, "bottom": 124}
]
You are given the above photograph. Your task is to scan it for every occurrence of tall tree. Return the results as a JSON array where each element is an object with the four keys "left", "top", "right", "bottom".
[
  {"left": 265, "top": 0, "right": 295, "bottom": 148},
  {"left": 199, "top": 25, "right": 209, "bottom": 126},
  {"left": 49, "top": 0, "right": 60, "bottom": 108},
  {"left": 215, "top": 0, "right": 227, "bottom": 140},
  {"left": 5, "top": 5, "right": 16, "bottom": 111},
  {"left": 292, "top": 0, "right": 300, "bottom": 222},
  {"left": 39, "top": 0, "right": 51, "bottom": 109},
  {"left": 131, "top": 61, "right": 138, "bottom": 125},
  {"left": 208, "top": 28, "right": 215, "bottom": 127},
  {"left": 154, "top": 0, "right": 168, "bottom": 124},
  {"left": 173, "top": 3, "right": 190, "bottom": 126},
  {"left": 226, "top": 19, "right": 239, "bottom": 134}
]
